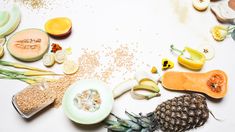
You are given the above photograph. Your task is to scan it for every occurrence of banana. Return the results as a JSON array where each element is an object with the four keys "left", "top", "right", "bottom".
[
  {"left": 0, "top": 5, "right": 21, "bottom": 38},
  {"left": 192, "top": 0, "right": 210, "bottom": 11},
  {"left": 0, "top": 11, "right": 10, "bottom": 27},
  {"left": 133, "top": 85, "right": 159, "bottom": 93}
]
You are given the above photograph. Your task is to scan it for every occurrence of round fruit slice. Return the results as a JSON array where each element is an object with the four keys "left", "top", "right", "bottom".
[
  {"left": 62, "top": 79, "right": 114, "bottom": 124},
  {"left": 192, "top": 0, "right": 210, "bottom": 11},
  {"left": 197, "top": 44, "right": 215, "bottom": 60},
  {"left": 55, "top": 50, "right": 66, "bottom": 63},
  {"left": 0, "top": 37, "right": 6, "bottom": 46},
  {"left": 7, "top": 28, "right": 49, "bottom": 62},
  {"left": 0, "top": 46, "right": 4, "bottom": 58},
  {"left": 0, "top": 11, "right": 10, "bottom": 27},
  {"left": 63, "top": 60, "right": 79, "bottom": 74},
  {"left": 42, "top": 53, "right": 55, "bottom": 67},
  {"left": 45, "top": 17, "right": 72, "bottom": 37}
]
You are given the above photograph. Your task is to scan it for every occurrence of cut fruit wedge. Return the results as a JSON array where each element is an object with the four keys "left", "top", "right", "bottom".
[
  {"left": 197, "top": 44, "right": 215, "bottom": 60},
  {"left": 0, "top": 11, "right": 10, "bottom": 27},
  {"left": 42, "top": 53, "right": 55, "bottom": 67},
  {"left": 55, "top": 50, "right": 66, "bottom": 64},
  {"left": 0, "top": 5, "right": 21, "bottom": 38},
  {"left": 0, "top": 37, "right": 6, "bottom": 46},
  {"left": 0, "top": 46, "right": 4, "bottom": 58},
  {"left": 45, "top": 17, "right": 72, "bottom": 37},
  {"left": 63, "top": 60, "right": 79, "bottom": 74},
  {"left": 192, "top": 0, "right": 210, "bottom": 11}
]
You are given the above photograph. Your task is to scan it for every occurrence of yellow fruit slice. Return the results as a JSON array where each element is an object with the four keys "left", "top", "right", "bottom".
[
  {"left": 45, "top": 17, "right": 72, "bottom": 37},
  {"left": 55, "top": 50, "right": 66, "bottom": 64},
  {"left": 0, "top": 37, "right": 6, "bottom": 46},
  {"left": 192, "top": 0, "right": 210, "bottom": 11},
  {"left": 0, "top": 46, "right": 4, "bottom": 58},
  {"left": 63, "top": 60, "right": 79, "bottom": 74},
  {"left": 42, "top": 53, "right": 55, "bottom": 67}
]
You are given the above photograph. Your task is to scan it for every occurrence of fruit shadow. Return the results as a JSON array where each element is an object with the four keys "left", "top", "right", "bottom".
[
  {"left": 163, "top": 88, "right": 223, "bottom": 103},
  {"left": 70, "top": 119, "right": 105, "bottom": 131}
]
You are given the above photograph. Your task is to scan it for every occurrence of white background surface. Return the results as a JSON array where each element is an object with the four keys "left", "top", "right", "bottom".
[{"left": 1, "top": 0, "right": 235, "bottom": 131}]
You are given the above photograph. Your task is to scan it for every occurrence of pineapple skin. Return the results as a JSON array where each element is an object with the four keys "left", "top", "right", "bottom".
[
  {"left": 106, "top": 94, "right": 209, "bottom": 132},
  {"left": 154, "top": 94, "right": 209, "bottom": 132}
]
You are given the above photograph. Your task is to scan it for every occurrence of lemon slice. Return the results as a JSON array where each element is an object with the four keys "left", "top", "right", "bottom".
[
  {"left": 42, "top": 53, "right": 55, "bottom": 67},
  {"left": 197, "top": 44, "right": 215, "bottom": 60},
  {"left": 192, "top": 0, "right": 210, "bottom": 11},
  {"left": 0, "top": 46, "right": 4, "bottom": 58},
  {"left": 63, "top": 60, "right": 79, "bottom": 74},
  {"left": 55, "top": 50, "right": 66, "bottom": 64}
]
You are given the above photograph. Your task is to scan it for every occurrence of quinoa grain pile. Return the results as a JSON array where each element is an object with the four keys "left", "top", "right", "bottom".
[{"left": 48, "top": 44, "right": 140, "bottom": 108}]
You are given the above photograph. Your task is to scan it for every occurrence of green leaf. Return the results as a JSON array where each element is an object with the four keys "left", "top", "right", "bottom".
[{"left": 231, "top": 29, "right": 235, "bottom": 41}]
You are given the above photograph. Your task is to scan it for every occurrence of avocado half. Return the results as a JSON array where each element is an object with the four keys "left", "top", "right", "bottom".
[{"left": 62, "top": 79, "right": 114, "bottom": 124}]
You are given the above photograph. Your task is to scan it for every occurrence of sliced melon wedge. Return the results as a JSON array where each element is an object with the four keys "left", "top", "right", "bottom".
[
  {"left": 7, "top": 28, "right": 49, "bottom": 62},
  {"left": 0, "top": 5, "right": 21, "bottom": 38},
  {"left": 0, "top": 11, "right": 10, "bottom": 27},
  {"left": 45, "top": 17, "right": 72, "bottom": 37}
]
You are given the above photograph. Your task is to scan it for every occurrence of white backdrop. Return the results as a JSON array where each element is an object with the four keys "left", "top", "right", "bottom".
[{"left": 0, "top": 0, "right": 235, "bottom": 131}]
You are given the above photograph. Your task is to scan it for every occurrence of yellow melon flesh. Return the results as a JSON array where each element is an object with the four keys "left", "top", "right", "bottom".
[{"left": 45, "top": 17, "right": 72, "bottom": 37}]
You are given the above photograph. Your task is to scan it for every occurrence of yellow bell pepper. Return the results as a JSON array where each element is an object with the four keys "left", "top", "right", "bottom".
[{"left": 171, "top": 45, "right": 206, "bottom": 70}]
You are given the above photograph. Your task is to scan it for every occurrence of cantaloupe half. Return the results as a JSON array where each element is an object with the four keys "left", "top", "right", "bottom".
[
  {"left": 7, "top": 29, "right": 49, "bottom": 62},
  {"left": 44, "top": 17, "right": 72, "bottom": 37},
  {"left": 162, "top": 70, "right": 228, "bottom": 99}
]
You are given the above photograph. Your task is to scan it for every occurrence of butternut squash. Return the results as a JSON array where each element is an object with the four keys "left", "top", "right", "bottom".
[{"left": 161, "top": 70, "right": 227, "bottom": 99}]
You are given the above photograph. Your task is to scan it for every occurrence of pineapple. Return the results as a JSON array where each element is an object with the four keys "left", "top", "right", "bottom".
[{"left": 106, "top": 94, "right": 210, "bottom": 132}]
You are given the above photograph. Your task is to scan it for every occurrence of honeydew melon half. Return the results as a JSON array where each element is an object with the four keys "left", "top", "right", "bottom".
[
  {"left": 62, "top": 79, "right": 114, "bottom": 124},
  {"left": 7, "top": 28, "right": 50, "bottom": 62}
]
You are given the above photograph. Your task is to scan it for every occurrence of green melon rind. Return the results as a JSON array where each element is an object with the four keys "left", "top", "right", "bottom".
[
  {"left": 6, "top": 28, "right": 50, "bottom": 62},
  {"left": 0, "top": 11, "right": 10, "bottom": 27},
  {"left": 0, "top": 5, "right": 21, "bottom": 38},
  {"left": 62, "top": 79, "right": 114, "bottom": 124}
]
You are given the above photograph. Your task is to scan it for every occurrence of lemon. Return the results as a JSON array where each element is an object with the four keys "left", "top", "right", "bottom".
[{"left": 63, "top": 60, "right": 79, "bottom": 74}]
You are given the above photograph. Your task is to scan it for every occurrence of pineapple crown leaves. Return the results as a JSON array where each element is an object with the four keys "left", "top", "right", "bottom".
[{"left": 106, "top": 111, "right": 159, "bottom": 132}]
